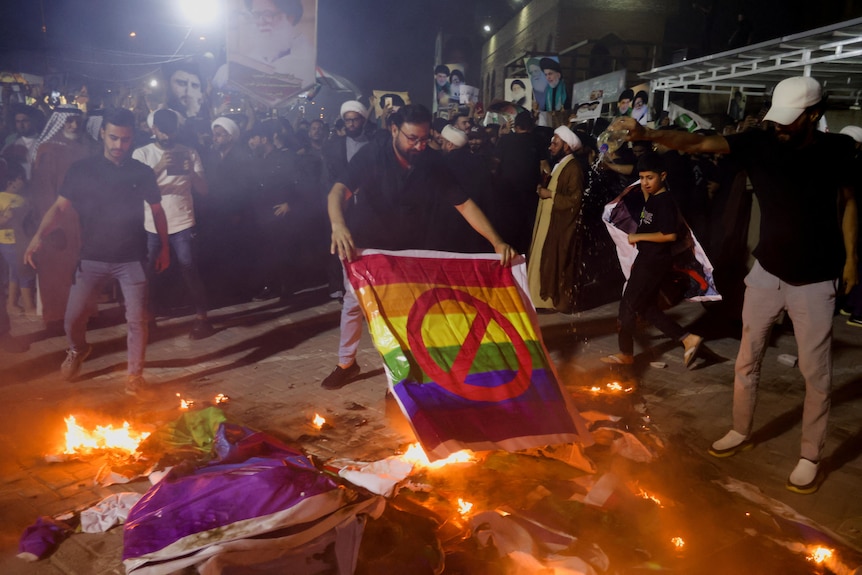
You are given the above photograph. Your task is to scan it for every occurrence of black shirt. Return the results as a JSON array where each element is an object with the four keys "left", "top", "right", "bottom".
[
  {"left": 636, "top": 190, "right": 682, "bottom": 261},
  {"left": 339, "top": 136, "right": 468, "bottom": 251},
  {"left": 60, "top": 155, "right": 161, "bottom": 263},
  {"left": 727, "top": 129, "right": 855, "bottom": 284}
]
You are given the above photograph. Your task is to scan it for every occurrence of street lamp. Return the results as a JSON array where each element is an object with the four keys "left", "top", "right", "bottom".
[{"left": 177, "top": 0, "right": 222, "bottom": 28}]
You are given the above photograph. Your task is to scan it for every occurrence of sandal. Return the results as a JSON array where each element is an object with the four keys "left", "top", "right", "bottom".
[
  {"left": 600, "top": 353, "right": 634, "bottom": 365},
  {"left": 683, "top": 335, "right": 703, "bottom": 368}
]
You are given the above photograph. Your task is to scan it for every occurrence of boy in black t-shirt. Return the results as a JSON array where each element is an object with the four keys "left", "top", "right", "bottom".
[{"left": 602, "top": 153, "right": 703, "bottom": 367}]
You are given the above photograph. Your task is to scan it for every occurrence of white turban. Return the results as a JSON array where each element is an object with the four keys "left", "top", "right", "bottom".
[
  {"left": 211, "top": 116, "right": 240, "bottom": 140},
  {"left": 340, "top": 100, "right": 369, "bottom": 119},
  {"left": 554, "top": 125, "right": 582, "bottom": 151},
  {"left": 840, "top": 125, "right": 862, "bottom": 143},
  {"left": 441, "top": 125, "right": 467, "bottom": 148}
]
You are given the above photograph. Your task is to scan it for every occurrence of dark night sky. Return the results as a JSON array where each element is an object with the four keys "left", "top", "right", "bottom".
[
  {"left": 0, "top": 0, "right": 857, "bottom": 107},
  {"left": 0, "top": 0, "right": 518, "bottom": 106}
]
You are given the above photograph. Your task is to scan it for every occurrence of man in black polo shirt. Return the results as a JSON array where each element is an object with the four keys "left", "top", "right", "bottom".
[
  {"left": 26, "top": 108, "right": 169, "bottom": 396},
  {"left": 323, "top": 104, "right": 514, "bottom": 390},
  {"left": 612, "top": 77, "right": 858, "bottom": 494}
]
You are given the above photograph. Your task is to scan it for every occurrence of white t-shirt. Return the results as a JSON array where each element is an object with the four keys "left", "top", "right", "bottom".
[{"left": 133, "top": 142, "right": 204, "bottom": 234}]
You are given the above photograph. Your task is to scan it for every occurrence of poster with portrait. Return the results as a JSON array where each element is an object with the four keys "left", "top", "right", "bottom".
[
  {"left": 572, "top": 99, "right": 602, "bottom": 122},
  {"left": 222, "top": 0, "right": 317, "bottom": 107},
  {"left": 523, "top": 55, "right": 561, "bottom": 112},
  {"left": 727, "top": 89, "right": 747, "bottom": 122},
  {"left": 162, "top": 59, "right": 211, "bottom": 123},
  {"left": 433, "top": 63, "right": 465, "bottom": 112},
  {"left": 459, "top": 85, "right": 479, "bottom": 105},
  {"left": 504, "top": 78, "right": 532, "bottom": 110},
  {"left": 571, "top": 71, "right": 626, "bottom": 114}
]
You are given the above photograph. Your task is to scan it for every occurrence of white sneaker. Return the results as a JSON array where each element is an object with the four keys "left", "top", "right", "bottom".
[
  {"left": 787, "top": 458, "right": 820, "bottom": 494},
  {"left": 708, "top": 430, "right": 752, "bottom": 458}
]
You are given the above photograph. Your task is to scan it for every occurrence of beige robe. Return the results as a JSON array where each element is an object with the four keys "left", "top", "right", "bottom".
[{"left": 527, "top": 154, "right": 573, "bottom": 309}]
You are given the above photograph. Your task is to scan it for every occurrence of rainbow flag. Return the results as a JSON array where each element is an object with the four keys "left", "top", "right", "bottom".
[{"left": 345, "top": 250, "right": 591, "bottom": 460}]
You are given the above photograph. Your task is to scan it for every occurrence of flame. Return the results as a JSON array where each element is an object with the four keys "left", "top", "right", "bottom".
[
  {"left": 807, "top": 546, "right": 833, "bottom": 564},
  {"left": 177, "top": 393, "right": 194, "bottom": 410},
  {"left": 457, "top": 498, "right": 473, "bottom": 516},
  {"left": 214, "top": 393, "right": 229, "bottom": 404},
  {"left": 63, "top": 415, "right": 150, "bottom": 455},
  {"left": 312, "top": 413, "right": 326, "bottom": 429},
  {"left": 637, "top": 488, "right": 664, "bottom": 507},
  {"left": 671, "top": 537, "right": 685, "bottom": 549},
  {"left": 589, "top": 382, "right": 635, "bottom": 395},
  {"left": 400, "top": 443, "right": 474, "bottom": 469}
]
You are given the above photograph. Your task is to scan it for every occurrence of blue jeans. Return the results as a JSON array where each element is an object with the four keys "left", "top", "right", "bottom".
[
  {"left": 65, "top": 260, "right": 149, "bottom": 376},
  {"left": 147, "top": 228, "right": 208, "bottom": 316}
]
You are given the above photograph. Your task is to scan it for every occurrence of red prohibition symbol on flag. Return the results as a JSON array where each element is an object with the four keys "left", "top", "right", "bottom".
[{"left": 406, "top": 287, "right": 534, "bottom": 402}]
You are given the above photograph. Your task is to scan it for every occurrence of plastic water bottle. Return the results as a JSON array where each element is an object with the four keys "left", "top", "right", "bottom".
[{"left": 596, "top": 128, "right": 629, "bottom": 156}]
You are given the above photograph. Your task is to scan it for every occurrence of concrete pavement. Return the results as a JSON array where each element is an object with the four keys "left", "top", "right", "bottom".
[{"left": 0, "top": 286, "right": 860, "bottom": 573}]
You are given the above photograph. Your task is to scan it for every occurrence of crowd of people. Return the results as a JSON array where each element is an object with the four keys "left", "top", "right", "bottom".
[{"left": 0, "top": 74, "right": 859, "bottom": 494}]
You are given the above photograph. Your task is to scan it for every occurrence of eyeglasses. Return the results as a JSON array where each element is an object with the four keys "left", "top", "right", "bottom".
[
  {"left": 343, "top": 116, "right": 364, "bottom": 125},
  {"left": 399, "top": 127, "right": 430, "bottom": 147}
]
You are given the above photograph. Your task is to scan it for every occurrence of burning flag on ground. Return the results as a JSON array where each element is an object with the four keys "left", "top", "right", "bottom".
[
  {"left": 123, "top": 423, "right": 384, "bottom": 574},
  {"left": 344, "top": 250, "right": 591, "bottom": 460}
]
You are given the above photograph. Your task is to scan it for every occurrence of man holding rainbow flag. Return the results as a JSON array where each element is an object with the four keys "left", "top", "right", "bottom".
[{"left": 323, "top": 103, "right": 590, "bottom": 458}]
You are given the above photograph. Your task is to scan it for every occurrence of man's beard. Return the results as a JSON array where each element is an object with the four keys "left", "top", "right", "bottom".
[
  {"left": 768, "top": 123, "right": 807, "bottom": 148},
  {"left": 346, "top": 127, "right": 363, "bottom": 139}
]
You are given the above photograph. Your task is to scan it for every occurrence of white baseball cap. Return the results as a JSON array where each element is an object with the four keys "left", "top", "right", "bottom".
[{"left": 762, "top": 77, "right": 822, "bottom": 126}]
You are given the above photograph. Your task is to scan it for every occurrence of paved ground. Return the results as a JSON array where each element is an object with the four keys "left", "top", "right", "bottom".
[{"left": 0, "top": 285, "right": 860, "bottom": 574}]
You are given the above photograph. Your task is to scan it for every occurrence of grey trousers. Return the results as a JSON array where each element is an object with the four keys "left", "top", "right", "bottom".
[
  {"left": 733, "top": 260, "right": 836, "bottom": 461},
  {"left": 65, "top": 260, "right": 149, "bottom": 376},
  {"left": 337, "top": 268, "right": 363, "bottom": 366}
]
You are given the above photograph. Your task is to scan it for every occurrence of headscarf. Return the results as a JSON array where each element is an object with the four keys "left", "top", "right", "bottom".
[{"left": 36, "top": 106, "right": 83, "bottom": 148}]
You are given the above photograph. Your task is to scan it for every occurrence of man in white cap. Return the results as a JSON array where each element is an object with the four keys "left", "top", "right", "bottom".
[
  {"left": 439, "top": 125, "right": 468, "bottom": 153},
  {"left": 526, "top": 125, "right": 584, "bottom": 312},
  {"left": 322, "top": 100, "right": 370, "bottom": 190},
  {"left": 612, "top": 76, "right": 859, "bottom": 494},
  {"left": 435, "top": 124, "right": 495, "bottom": 254},
  {"left": 199, "top": 116, "right": 256, "bottom": 302},
  {"left": 322, "top": 100, "right": 372, "bottom": 299}
]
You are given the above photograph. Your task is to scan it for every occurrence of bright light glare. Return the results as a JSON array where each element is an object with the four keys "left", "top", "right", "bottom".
[
  {"left": 149, "top": 79, "right": 158, "bottom": 88},
  {"left": 178, "top": 0, "right": 221, "bottom": 26},
  {"left": 483, "top": 24, "right": 492, "bottom": 32}
]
